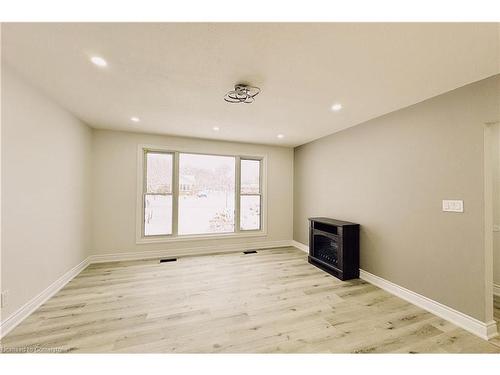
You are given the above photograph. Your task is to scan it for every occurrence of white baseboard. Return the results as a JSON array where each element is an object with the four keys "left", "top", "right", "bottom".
[
  {"left": 0, "top": 240, "right": 292, "bottom": 338},
  {"left": 285, "top": 241, "right": 500, "bottom": 341},
  {"left": 2, "top": 240, "right": 496, "bottom": 343},
  {"left": 88, "top": 240, "right": 292, "bottom": 263},
  {"left": 291, "top": 240, "right": 309, "bottom": 254},
  {"left": 494, "top": 283, "right": 500, "bottom": 297},
  {"left": 360, "top": 269, "right": 499, "bottom": 340},
  {"left": 0, "top": 257, "right": 91, "bottom": 339}
]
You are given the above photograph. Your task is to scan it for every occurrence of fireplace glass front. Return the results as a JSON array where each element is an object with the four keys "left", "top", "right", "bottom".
[{"left": 312, "top": 231, "right": 339, "bottom": 268}]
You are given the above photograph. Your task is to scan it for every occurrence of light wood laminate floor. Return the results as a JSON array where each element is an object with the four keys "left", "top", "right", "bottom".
[{"left": 1, "top": 247, "right": 499, "bottom": 353}]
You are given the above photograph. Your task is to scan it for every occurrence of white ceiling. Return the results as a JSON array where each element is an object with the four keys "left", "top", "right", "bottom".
[{"left": 2, "top": 23, "right": 499, "bottom": 147}]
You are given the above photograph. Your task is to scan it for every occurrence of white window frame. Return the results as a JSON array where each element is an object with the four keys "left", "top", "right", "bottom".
[
  {"left": 136, "top": 144, "right": 267, "bottom": 244},
  {"left": 239, "top": 157, "right": 263, "bottom": 231},
  {"left": 142, "top": 151, "right": 174, "bottom": 236}
]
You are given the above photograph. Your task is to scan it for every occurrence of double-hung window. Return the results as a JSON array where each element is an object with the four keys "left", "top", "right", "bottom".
[
  {"left": 239, "top": 159, "right": 261, "bottom": 231},
  {"left": 139, "top": 147, "right": 264, "bottom": 241},
  {"left": 144, "top": 152, "right": 173, "bottom": 236}
]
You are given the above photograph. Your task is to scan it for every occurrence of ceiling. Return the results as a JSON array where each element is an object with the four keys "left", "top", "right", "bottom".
[{"left": 2, "top": 23, "right": 499, "bottom": 147}]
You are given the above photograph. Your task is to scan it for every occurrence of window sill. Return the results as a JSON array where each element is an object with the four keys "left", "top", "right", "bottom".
[{"left": 136, "top": 230, "right": 267, "bottom": 244}]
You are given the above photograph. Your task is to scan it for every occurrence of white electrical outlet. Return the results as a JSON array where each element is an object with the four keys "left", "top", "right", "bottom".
[{"left": 442, "top": 200, "right": 464, "bottom": 213}]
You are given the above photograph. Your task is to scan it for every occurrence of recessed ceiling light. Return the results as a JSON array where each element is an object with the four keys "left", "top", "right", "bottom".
[
  {"left": 90, "top": 56, "right": 107, "bottom": 67},
  {"left": 331, "top": 103, "right": 342, "bottom": 112},
  {"left": 130, "top": 116, "right": 140, "bottom": 122},
  {"left": 213, "top": 126, "right": 220, "bottom": 131},
  {"left": 277, "top": 134, "right": 285, "bottom": 139}
]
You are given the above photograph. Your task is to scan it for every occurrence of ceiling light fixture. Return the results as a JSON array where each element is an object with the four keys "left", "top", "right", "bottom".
[
  {"left": 213, "top": 126, "right": 220, "bottom": 131},
  {"left": 130, "top": 116, "right": 140, "bottom": 122},
  {"left": 90, "top": 56, "right": 108, "bottom": 67},
  {"left": 224, "top": 83, "right": 261, "bottom": 104},
  {"left": 331, "top": 103, "right": 342, "bottom": 112},
  {"left": 277, "top": 134, "right": 285, "bottom": 139}
]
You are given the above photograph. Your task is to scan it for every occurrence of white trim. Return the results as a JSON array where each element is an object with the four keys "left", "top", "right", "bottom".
[
  {"left": 483, "top": 123, "right": 496, "bottom": 324},
  {"left": 290, "top": 240, "right": 499, "bottom": 341},
  {"left": 136, "top": 230, "right": 267, "bottom": 245},
  {"left": 291, "top": 240, "right": 309, "bottom": 254},
  {"left": 0, "top": 257, "right": 90, "bottom": 339},
  {"left": 3, "top": 241, "right": 497, "bottom": 343},
  {"left": 135, "top": 144, "right": 269, "bottom": 244},
  {"left": 494, "top": 283, "right": 500, "bottom": 297},
  {"left": 359, "top": 269, "right": 499, "bottom": 340},
  {"left": 0, "top": 240, "right": 291, "bottom": 339},
  {"left": 89, "top": 240, "right": 291, "bottom": 263}
]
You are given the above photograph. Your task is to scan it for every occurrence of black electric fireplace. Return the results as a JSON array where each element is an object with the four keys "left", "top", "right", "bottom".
[{"left": 308, "top": 217, "right": 359, "bottom": 281}]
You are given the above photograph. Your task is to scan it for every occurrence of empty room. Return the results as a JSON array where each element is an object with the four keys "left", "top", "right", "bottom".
[{"left": 1, "top": 3, "right": 500, "bottom": 369}]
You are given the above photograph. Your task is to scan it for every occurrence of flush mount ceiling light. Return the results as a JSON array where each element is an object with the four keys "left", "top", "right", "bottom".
[
  {"left": 130, "top": 116, "right": 140, "bottom": 122},
  {"left": 277, "top": 134, "right": 285, "bottom": 139},
  {"left": 212, "top": 126, "right": 220, "bottom": 131},
  {"left": 224, "top": 83, "right": 261, "bottom": 104},
  {"left": 90, "top": 56, "right": 108, "bottom": 67}
]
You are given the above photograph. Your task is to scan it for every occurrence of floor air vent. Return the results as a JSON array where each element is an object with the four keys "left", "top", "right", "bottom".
[
  {"left": 159, "top": 258, "right": 177, "bottom": 263},
  {"left": 243, "top": 250, "right": 258, "bottom": 254}
]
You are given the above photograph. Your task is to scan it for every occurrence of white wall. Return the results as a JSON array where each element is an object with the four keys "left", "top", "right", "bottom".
[
  {"left": 1, "top": 66, "right": 92, "bottom": 321},
  {"left": 90, "top": 129, "right": 293, "bottom": 257}
]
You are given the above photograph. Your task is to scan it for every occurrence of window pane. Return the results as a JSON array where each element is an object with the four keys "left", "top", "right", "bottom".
[
  {"left": 240, "top": 159, "right": 260, "bottom": 194},
  {"left": 144, "top": 194, "right": 172, "bottom": 235},
  {"left": 240, "top": 195, "right": 260, "bottom": 230},
  {"left": 146, "top": 152, "right": 173, "bottom": 193},
  {"left": 178, "top": 153, "right": 235, "bottom": 235}
]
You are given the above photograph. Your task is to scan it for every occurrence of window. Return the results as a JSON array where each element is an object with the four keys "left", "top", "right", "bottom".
[
  {"left": 144, "top": 152, "right": 173, "bottom": 236},
  {"left": 178, "top": 153, "right": 235, "bottom": 235},
  {"left": 240, "top": 159, "right": 261, "bottom": 230},
  {"left": 139, "top": 148, "right": 264, "bottom": 240}
]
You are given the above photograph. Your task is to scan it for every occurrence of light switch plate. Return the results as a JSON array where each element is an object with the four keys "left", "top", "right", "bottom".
[
  {"left": 442, "top": 200, "right": 464, "bottom": 212},
  {"left": 493, "top": 224, "right": 500, "bottom": 232}
]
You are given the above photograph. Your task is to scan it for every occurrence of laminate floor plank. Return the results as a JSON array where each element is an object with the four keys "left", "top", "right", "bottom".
[{"left": 2, "top": 247, "right": 499, "bottom": 353}]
